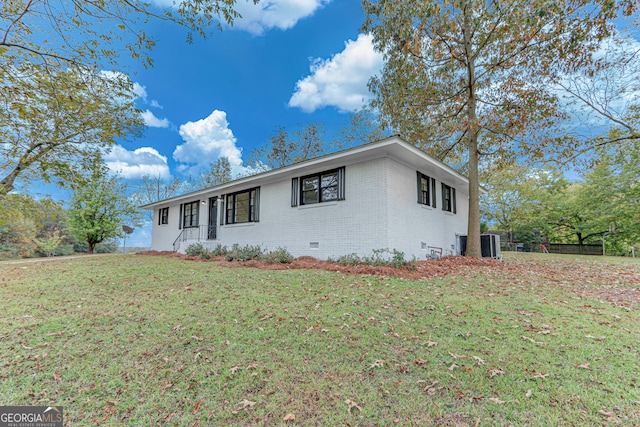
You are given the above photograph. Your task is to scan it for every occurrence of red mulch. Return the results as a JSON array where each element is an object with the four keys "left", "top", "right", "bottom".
[{"left": 135, "top": 251, "right": 501, "bottom": 280}]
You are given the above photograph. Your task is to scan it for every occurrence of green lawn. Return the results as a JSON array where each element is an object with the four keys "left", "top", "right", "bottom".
[{"left": 1, "top": 253, "right": 639, "bottom": 426}]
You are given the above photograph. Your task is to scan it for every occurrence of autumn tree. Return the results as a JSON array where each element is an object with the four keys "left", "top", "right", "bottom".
[
  {"left": 68, "top": 170, "right": 139, "bottom": 254},
  {"left": 1, "top": 0, "right": 253, "bottom": 71},
  {"left": 250, "top": 123, "right": 328, "bottom": 170},
  {"left": 133, "top": 174, "right": 189, "bottom": 221},
  {"left": 1, "top": 0, "right": 255, "bottom": 194},
  {"left": 335, "top": 106, "right": 389, "bottom": 149},
  {"left": 552, "top": 35, "right": 640, "bottom": 160},
  {"left": 0, "top": 66, "right": 143, "bottom": 195},
  {"left": 362, "top": 0, "right": 634, "bottom": 257},
  {"left": 197, "top": 157, "right": 233, "bottom": 189}
]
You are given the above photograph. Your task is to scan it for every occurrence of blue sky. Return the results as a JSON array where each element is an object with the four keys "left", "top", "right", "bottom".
[
  {"left": 104, "top": 0, "right": 383, "bottom": 183},
  {"left": 22, "top": 1, "right": 638, "bottom": 248},
  {"left": 98, "top": 0, "right": 384, "bottom": 247}
]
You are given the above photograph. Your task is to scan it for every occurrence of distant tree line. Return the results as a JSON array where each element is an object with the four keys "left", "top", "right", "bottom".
[{"left": 481, "top": 141, "right": 640, "bottom": 255}]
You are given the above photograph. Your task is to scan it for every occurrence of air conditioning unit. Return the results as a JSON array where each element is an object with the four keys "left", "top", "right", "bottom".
[{"left": 459, "top": 234, "right": 502, "bottom": 260}]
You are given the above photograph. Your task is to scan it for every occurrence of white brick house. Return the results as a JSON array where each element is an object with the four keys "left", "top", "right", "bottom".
[{"left": 142, "top": 136, "right": 473, "bottom": 260}]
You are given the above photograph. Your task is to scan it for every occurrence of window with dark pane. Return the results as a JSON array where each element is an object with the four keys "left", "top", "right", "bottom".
[
  {"left": 159, "top": 207, "right": 169, "bottom": 225},
  {"left": 225, "top": 188, "right": 258, "bottom": 224},
  {"left": 300, "top": 169, "right": 342, "bottom": 205},
  {"left": 182, "top": 201, "right": 199, "bottom": 228},
  {"left": 302, "top": 176, "right": 319, "bottom": 204}
]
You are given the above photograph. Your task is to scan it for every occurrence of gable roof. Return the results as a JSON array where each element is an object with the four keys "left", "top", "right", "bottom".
[{"left": 140, "top": 135, "right": 479, "bottom": 209}]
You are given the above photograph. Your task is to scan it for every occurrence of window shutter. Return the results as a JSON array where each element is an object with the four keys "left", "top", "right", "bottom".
[
  {"left": 195, "top": 201, "right": 200, "bottom": 226},
  {"left": 220, "top": 195, "right": 225, "bottom": 225},
  {"left": 416, "top": 172, "right": 422, "bottom": 204},
  {"left": 179, "top": 204, "right": 183, "bottom": 229},
  {"left": 431, "top": 178, "right": 437, "bottom": 208},
  {"left": 452, "top": 188, "right": 457, "bottom": 214},
  {"left": 291, "top": 178, "right": 298, "bottom": 207},
  {"left": 158, "top": 209, "right": 161, "bottom": 226},
  {"left": 441, "top": 183, "right": 446, "bottom": 210},
  {"left": 337, "top": 167, "right": 346, "bottom": 200},
  {"left": 254, "top": 187, "right": 260, "bottom": 222}
]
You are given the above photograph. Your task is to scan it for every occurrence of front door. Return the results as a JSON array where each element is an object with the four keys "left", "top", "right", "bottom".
[{"left": 208, "top": 197, "right": 218, "bottom": 240}]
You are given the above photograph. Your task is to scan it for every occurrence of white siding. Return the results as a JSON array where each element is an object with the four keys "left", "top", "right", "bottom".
[
  {"left": 384, "top": 158, "right": 468, "bottom": 259},
  {"left": 152, "top": 156, "right": 469, "bottom": 260}
]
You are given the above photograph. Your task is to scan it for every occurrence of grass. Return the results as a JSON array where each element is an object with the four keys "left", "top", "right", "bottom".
[{"left": 1, "top": 253, "right": 639, "bottom": 426}]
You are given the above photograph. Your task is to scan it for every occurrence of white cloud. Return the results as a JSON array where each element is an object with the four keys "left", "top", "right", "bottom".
[
  {"left": 288, "top": 33, "right": 384, "bottom": 113},
  {"left": 141, "top": 110, "right": 170, "bottom": 128},
  {"left": 149, "top": 0, "right": 328, "bottom": 35},
  {"left": 105, "top": 146, "right": 171, "bottom": 180},
  {"left": 173, "top": 110, "right": 245, "bottom": 175},
  {"left": 132, "top": 82, "right": 148, "bottom": 102},
  {"left": 234, "top": 0, "right": 330, "bottom": 35}
]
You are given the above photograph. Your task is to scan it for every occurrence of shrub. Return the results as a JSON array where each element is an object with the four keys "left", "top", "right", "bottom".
[
  {"left": 263, "top": 247, "right": 294, "bottom": 264},
  {"left": 362, "top": 248, "right": 392, "bottom": 266},
  {"left": 391, "top": 249, "right": 417, "bottom": 270},
  {"left": 185, "top": 243, "right": 211, "bottom": 259},
  {"left": 225, "top": 244, "right": 263, "bottom": 261},
  {"left": 332, "top": 249, "right": 417, "bottom": 270},
  {"left": 331, "top": 253, "right": 362, "bottom": 265},
  {"left": 210, "top": 244, "right": 228, "bottom": 257}
]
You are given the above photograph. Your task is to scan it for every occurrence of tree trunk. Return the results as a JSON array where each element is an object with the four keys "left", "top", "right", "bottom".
[
  {"left": 463, "top": 8, "right": 482, "bottom": 258},
  {"left": 87, "top": 242, "right": 96, "bottom": 254}
]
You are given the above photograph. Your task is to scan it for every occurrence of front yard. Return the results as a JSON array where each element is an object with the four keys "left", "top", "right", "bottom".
[{"left": 1, "top": 253, "right": 639, "bottom": 425}]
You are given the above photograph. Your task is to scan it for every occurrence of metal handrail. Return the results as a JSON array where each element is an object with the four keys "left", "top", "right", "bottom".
[{"left": 173, "top": 226, "right": 210, "bottom": 252}]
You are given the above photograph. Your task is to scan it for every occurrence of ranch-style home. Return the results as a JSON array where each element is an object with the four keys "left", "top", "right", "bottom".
[{"left": 142, "top": 136, "right": 473, "bottom": 260}]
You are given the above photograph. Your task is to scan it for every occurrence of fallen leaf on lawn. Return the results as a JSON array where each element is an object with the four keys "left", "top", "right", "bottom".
[
  {"left": 173, "top": 324, "right": 182, "bottom": 331},
  {"left": 525, "top": 390, "right": 532, "bottom": 398},
  {"left": 449, "top": 352, "right": 466, "bottom": 359},
  {"left": 598, "top": 410, "right": 615, "bottom": 417},
  {"left": 369, "top": 359, "right": 384, "bottom": 369},
  {"left": 448, "top": 363, "right": 459, "bottom": 371},
  {"left": 230, "top": 366, "right": 241, "bottom": 374},
  {"left": 283, "top": 413, "right": 295, "bottom": 422},
  {"left": 472, "top": 356, "right": 486, "bottom": 365},
  {"left": 238, "top": 399, "right": 256, "bottom": 409},
  {"left": 521, "top": 336, "right": 544, "bottom": 345},
  {"left": 525, "top": 369, "right": 549, "bottom": 380},
  {"left": 53, "top": 372, "right": 62, "bottom": 381},
  {"left": 414, "top": 359, "right": 428, "bottom": 365},
  {"left": 427, "top": 340, "right": 438, "bottom": 347},
  {"left": 488, "top": 367, "right": 505, "bottom": 378},
  {"left": 421, "top": 379, "right": 440, "bottom": 395},
  {"left": 576, "top": 362, "right": 590, "bottom": 369},
  {"left": 488, "top": 397, "right": 505, "bottom": 404},
  {"left": 246, "top": 363, "right": 259, "bottom": 370},
  {"left": 193, "top": 400, "right": 203, "bottom": 413},
  {"left": 345, "top": 399, "right": 362, "bottom": 414}
]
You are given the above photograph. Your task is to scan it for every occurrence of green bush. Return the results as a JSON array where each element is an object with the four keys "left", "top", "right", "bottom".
[
  {"left": 185, "top": 243, "right": 211, "bottom": 259},
  {"left": 332, "top": 249, "right": 417, "bottom": 269},
  {"left": 225, "top": 244, "right": 263, "bottom": 261},
  {"left": 263, "top": 247, "right": 294, "bottom": 264},
  {"left": 330, "top": 253, "right": 362, "bottom": 265},
  {"left": 362, "top": 248, "right": 392, "bottom": 266},
  {"left": 211, "top": 244, "right": 228, "bottom": 257}
]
